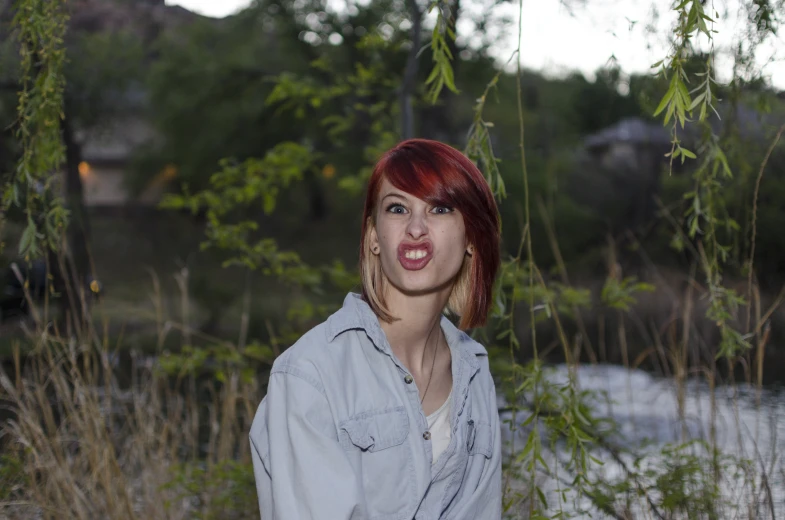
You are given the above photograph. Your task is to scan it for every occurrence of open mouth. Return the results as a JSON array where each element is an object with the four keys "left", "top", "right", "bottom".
[{"left": 397, "top": 241, "right": 433, "bottom": 271}]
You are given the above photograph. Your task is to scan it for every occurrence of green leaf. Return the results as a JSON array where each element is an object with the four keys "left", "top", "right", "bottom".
[
  {"left": 653, "top": 87, "right": 675, "bottom": 118},
  {"left": 681, "top": 147, "right": 696, "bottom": 159},
  {"left": 676, "top": 78, "right": 691, "bottom": 105},
  {"left": 689, "top": 91, "right": 707, "bottom": 111},
  {"left": 536, "top": 486, "right": 548, "bottom": 508},
  {"left": 496, "top": 329, "right": 512, "bottom": 340},
  {"left": 425, "top": 62, "right": 441, "bottom": 85},
  {"left": 18, "top": 223, "right": 36, "bottom": 257},
  {"left": 262, "top": 191, "right": 276, "bottom": 214}
]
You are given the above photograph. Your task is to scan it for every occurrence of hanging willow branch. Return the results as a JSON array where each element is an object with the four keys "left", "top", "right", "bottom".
[
  {"left": 423, "top": 0, "right": 460, "bottom": 103},
  {"left": 4, "top": 0, "right": 70, "bottom": 259},
  {"left": 651, "top": 0, "right": 754, "bottom": 359}
]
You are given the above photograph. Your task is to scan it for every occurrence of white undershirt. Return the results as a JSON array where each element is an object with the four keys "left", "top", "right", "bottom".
[{"left": 426, "top": 391, "right": 452, "bottom": 464}]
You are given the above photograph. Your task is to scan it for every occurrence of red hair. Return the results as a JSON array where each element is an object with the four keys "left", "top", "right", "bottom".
[{"left": 359, "top": 138, "right": 501, "bottom": 330}]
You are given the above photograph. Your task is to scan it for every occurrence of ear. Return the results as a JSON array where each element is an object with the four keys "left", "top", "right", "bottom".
[
  {"left": 368, "top": 218, "right": 380, "bottom": 255},
  {"left": 466, "top": 243, "right": 474, "bottom": 256}
]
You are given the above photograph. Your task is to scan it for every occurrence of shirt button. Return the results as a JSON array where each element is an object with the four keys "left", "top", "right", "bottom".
[
  {"left": 404, "top": 375, "right": 413, "bottom": 384},
  {"left": 423, "top": 431, "right": 431, "bottom": 440}
]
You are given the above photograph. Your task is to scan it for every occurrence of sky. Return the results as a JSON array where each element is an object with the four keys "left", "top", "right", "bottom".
[{"left": 166, "top": 0, "right": 785, "bottom": 89}]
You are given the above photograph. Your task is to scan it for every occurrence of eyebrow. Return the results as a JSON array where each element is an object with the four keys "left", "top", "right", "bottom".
[{"left": 381, "top": 192, "right": 409, "bottom": 203}]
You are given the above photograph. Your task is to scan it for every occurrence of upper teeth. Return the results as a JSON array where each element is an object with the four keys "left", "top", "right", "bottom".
[{"left": 405, "top": 250, "right": 428, "bottom": 260}]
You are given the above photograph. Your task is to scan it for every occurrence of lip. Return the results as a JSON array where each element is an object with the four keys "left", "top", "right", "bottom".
[{"left": 397, "top": 241, "right": 434, "bottom": 271}]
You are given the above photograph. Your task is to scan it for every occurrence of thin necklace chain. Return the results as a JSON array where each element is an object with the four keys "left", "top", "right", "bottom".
[{"left": 419, "top": 330, "right": 440, "bottom": 405}]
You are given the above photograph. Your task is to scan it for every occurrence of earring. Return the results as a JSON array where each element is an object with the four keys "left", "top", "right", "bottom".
[
  {"left": 467, "top": 246, "right": 474, "bottom": 255},
  {"left": 372, "top": 246, "right": 380, "bottom": 254}
]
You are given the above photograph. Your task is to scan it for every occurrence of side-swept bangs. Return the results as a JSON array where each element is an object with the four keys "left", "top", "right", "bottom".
[{"left": 360, "top": 138, "right": 500, "bottom": 330}]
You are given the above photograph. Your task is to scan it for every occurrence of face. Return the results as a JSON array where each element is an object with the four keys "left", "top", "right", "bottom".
[{"left": 369, "top": 178, "right": 469, "bottom": 297}]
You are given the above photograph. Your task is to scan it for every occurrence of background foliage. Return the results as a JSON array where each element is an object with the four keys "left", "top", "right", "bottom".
[{"left": 1, "top": 0, "right": 785, "bottom": 518}]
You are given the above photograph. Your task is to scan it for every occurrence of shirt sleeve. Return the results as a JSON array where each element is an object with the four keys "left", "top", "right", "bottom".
[
  {"left": 250, "top": 364, "right": 367, "bottom": 520},
  {"left": 473, "top": 378, "right": 503, "bottom": 518}
]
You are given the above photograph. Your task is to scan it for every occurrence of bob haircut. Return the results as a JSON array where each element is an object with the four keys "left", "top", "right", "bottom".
[{"left": 360, "top": 138, "right": 501, "bottom": 330}]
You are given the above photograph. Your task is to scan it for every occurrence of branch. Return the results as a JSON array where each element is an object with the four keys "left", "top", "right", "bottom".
[
  {"left": 543, "top": 458, "right": 628, "bottom": 520},
  {"left": 590, "top": 427, "right": 666, "bottom": 520},
  {"left": 746, "top": 122, "right": 785, "bottom": 332},
  {"left": 400, "top": 0, "right": 422, "bottom": 139},
  {"left": 503, "top": 399, "right": 667, "bottom": 520}
]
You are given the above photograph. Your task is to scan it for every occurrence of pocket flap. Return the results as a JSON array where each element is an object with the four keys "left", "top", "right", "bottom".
[
  {"left": 467, "top": 419, "right": 493, "bottom": 458},
  {"left": 340, "top": 407, "right": 409, "bottom": 452}
]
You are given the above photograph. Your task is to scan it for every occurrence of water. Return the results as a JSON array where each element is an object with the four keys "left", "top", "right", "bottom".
[{"left": 499, "top": 364, "right": 785, "bottom": 518}]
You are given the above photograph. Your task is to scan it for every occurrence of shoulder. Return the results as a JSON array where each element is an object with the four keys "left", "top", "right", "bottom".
[
  {"left": 443, "top": 318, "right": 491, "bottom": 371},
  {"left": 472, "top": 343, "right": 494, "bottom": 389},
  {"left": 274, "top": 292, "right": 367, "bottom": 366},
  {"left": 269, "top": 299, "right": 365, "bottom": 391},
  {"left": 448, "top": 323, "right": 496, "bottom": 388},
  {"left": 274, "top": 321, "right": 329, "bottom": 364},
  {"left": 465, "top": 335, "right": 492, "bottom": 379},
  {"left": 459, "top": 330, "right": 490, "bottom": 358},
  {"left": 464, "top": 338, "right": 499, "bottom": 421},
  {"left": 270, "top": 321, "right": 332, "bottom": 393}
]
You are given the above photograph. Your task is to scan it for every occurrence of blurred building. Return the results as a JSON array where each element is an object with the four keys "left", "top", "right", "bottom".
[
  {"left": 584, "top": 117, "right": 671, "bottom": 172},
  {"left": 75, "top": 117, "right": 172, "bottom": 207},
  {"left": 567, "top": 117, "right": 673, "bottom": 240}
]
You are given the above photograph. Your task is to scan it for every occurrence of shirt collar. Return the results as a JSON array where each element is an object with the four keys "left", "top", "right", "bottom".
[{"left": 326, "top": 293, "right": 487, "bottom": 369}]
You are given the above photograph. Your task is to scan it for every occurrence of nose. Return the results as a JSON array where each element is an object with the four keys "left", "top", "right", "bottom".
[{"left": 406, "top": 211, "right": 428, "bottom": 239}]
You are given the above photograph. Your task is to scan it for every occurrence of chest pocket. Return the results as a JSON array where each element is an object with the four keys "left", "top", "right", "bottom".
[
  {"left": 339, "top": 406, "right": 416, "bottom": 520},
  {"left": 467, "top": 418, "right": 493, "bottom": 458}
]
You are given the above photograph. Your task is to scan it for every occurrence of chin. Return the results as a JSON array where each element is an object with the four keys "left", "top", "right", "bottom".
[{"left": 390, "top": 271, "right": 456, "bottom": 297}]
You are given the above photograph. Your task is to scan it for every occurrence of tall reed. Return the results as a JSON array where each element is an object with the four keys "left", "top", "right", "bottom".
[{"left": 0, "top": 267, "right": 261, "bottom": 520}]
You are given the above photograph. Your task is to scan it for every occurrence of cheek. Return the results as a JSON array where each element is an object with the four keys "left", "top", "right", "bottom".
[
  {"left": 437, "top": 229, "right": 467, "bottom": 266},
  {"left": 376, "top": 220, "right": 400, "bottom": 247},
  {"left": 377, "top": 229, "right": 392, "bottom": 249},
  {"left": 375, "top": 228, "right": 396, "bottom": 262},
  {"left": 446, "top": 223, "right": 467, "bottom": 249}
]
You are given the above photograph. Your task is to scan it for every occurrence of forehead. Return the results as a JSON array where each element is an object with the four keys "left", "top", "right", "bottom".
[
  {"left": 377, "top": 178, "right": 417, "bottom": 199},
  {"left": 376, "top": 176, "right": 449, "bottom": 208}
]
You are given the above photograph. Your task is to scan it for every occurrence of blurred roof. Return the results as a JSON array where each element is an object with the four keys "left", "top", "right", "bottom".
[
  {"left": 77, "top": 117, "right": 156, "bottom": 165},
  {"left": 53, "top": 0, "right": 214, "bottom": 165},
  {"left": 586, "top": 103, "right": 784, "bottom": 151},
  {"left": 68, "top": 0, "right": 205, "bottom": 34},
  {"left": 585, "top": 118, "right": 671, "bottom": 149},
  {"left": 0, "top": 0, "right": 214, "bottom": 40}
]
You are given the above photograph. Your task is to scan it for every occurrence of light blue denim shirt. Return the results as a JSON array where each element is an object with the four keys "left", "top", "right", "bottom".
[{"left": 249, "top": 293, "right": 502, "bottom": 520}]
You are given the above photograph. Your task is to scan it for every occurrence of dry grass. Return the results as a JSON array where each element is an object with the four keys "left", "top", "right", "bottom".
[{"left": 0, "top": 267, "right": 263, "bottom": 520}]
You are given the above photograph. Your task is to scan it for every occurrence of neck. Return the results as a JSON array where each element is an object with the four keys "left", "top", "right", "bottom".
[{"left": 378, "top": 284, "right": 451, "bottom": 374}]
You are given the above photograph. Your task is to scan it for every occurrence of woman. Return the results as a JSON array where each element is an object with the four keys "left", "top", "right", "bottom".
[{"left": 250, "top": 138, "right": 502, "bottom": 519}]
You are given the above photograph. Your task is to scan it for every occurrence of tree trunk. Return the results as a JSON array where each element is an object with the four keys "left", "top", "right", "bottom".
[
  {"left": 305, "top": 168, "right": 326, "bottom": 221},
  {"left": 60, "top": 112, "right": 91, "bottom": 329}
]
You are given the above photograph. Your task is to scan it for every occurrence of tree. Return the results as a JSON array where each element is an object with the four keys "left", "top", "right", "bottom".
[
  {"left": 62, "top": 30, "right": 144, "bottom": 299},
  {"left": 0, "top": 1, "right": 145, "bottom": 328},
  {"left": 136, "top": 11, "right": 308, "bottom": 193}
]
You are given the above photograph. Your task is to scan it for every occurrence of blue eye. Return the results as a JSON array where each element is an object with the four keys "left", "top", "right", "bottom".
[
  {"left": 431, "top": 206, "right": 453, "bottom": 215},
  {"left": 386, "top": 203, "right": 407, "bottom": 214}
]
